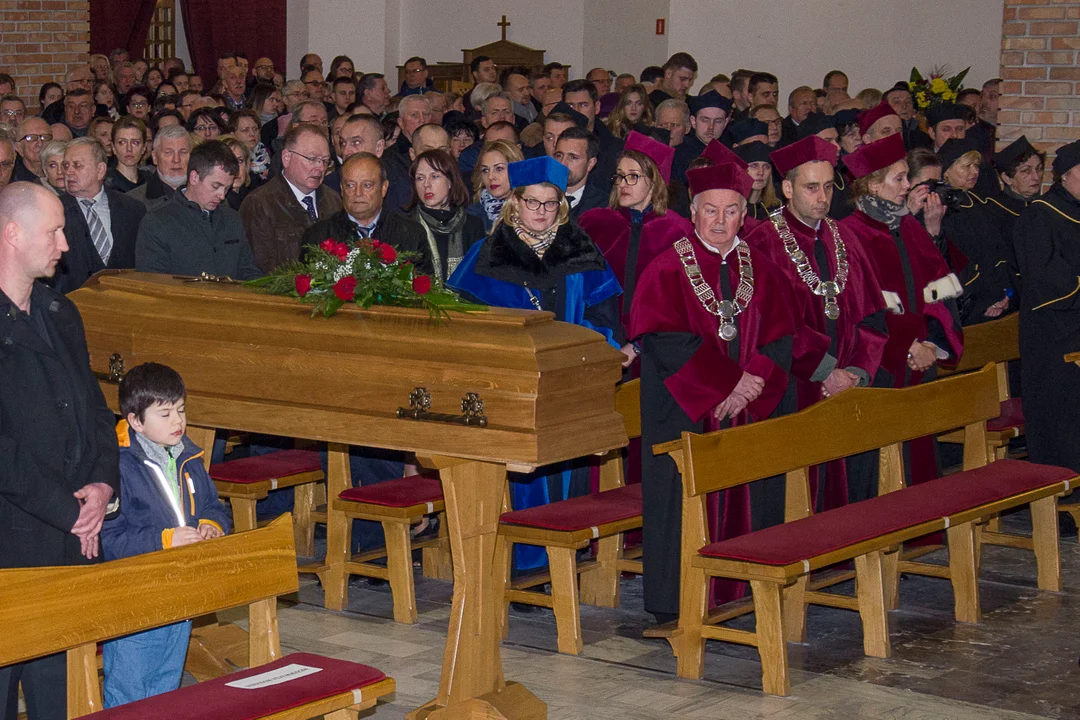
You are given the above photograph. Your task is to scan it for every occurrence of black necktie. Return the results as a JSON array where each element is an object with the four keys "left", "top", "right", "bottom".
[{"left": 301, "top": 196, "right": 317, "bottom": 222}]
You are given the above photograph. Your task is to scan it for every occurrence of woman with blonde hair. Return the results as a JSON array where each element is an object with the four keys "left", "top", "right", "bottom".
[
  {"left": 449, "top": 155, "right": 621, "bottom": 573},
  {"left": 855, "top": 87, "right": 882, "bottom": 109},
  {"left": 606, "top": 84, "right": 655, "bottom": 139},
  {"left": 466, "top": 139, "right": 523, "bottom": 231},
  {"left": 218, "top": 134, "right": 255, "bottom": 209},
  {"left": 734, "top": 141, "right": 780, "bottom": 220}
]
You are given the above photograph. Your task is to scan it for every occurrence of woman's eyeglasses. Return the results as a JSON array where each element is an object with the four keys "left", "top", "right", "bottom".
[
  {"left": 613, "top": 172, "right": 642, "bottom": 186},
  {"left": 522, "top": 197, "right": 559, "bottom": 212}
]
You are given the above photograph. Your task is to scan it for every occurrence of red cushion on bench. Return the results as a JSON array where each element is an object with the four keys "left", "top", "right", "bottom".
[
  {"left": 987, "top": 397, "right": 1024, "bottom": 433},
  {"left": 500, "top": 484, "right": 643, "bottom": 532},
  {"left": 338, "top": 473, "right": 443, "bottom": 507},
  {"left": 700, "top": 459, "right": 1073, "bottom": 566},
  {"left": 86, "top": 652, "right": 385, "bottom": 720},
  {"left": 210, "top": 450, "right": 323, "bottom": 484}
]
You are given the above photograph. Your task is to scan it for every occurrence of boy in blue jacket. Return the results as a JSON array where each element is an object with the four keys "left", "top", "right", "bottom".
[{"left": 100, "top": 362, "right": 232, "bottom": 708}]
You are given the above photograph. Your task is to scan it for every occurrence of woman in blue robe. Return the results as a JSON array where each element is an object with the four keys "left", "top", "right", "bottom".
[{"left": 449, "top": 156, "right": 623, "bottom": 571}]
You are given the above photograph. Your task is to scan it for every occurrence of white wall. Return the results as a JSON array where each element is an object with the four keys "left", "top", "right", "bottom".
[
  {"left": 286, "top": 0, "right": 1004, "bottom": 92},
  {"left": 395, "top": 0, "right": 585, "bottom": 79},
  {"left": 583, "top": 0, "right": 670, "bottom": 77},
  {"left": 667, "top": 0, "right": 1004, "bottom": 97}
]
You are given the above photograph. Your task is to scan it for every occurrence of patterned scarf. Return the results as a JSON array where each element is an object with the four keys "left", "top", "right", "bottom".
[
  {"left": 415, "top": 205, "right": 467, "bottom": 282},
  {"left": 856, "top": 193, "right": 909, "bottom": 231},
  {"left": 480, "top": 188, "right": 507, "bottom": 223}
]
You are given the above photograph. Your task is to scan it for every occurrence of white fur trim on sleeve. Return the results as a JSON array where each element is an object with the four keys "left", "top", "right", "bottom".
[
  {"left": 923, "top": 273, "right": 963, "bottom": 304},
  {"left": 882, "top": 290, "right": 904, "bottom": 314}
]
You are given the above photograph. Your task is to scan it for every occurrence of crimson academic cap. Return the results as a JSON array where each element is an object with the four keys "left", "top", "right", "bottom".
[
  {"left": 844, "top": 133, "right": 906, "bottom": 179},
  {"left": 687, "top": 162, "right": 754, "bottom": 200},
  {"left": 857, "top": 101, "right": 900, "bottom": 136},
  {"left": 624, "top": 130, "right": 676, "bottom": 184},
  {"left": 769, "top": 135, "right": 838, "bottom": 177},
  {"left": 700, "top": 139, "right": 748, "bottom": 170}
]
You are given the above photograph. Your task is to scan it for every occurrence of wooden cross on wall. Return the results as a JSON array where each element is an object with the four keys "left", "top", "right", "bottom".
[{"left": 498, "top": 15, "right": 510, "bottom": 41}]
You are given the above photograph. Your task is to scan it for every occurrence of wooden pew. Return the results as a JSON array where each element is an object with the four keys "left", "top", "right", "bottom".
[
  {"left": 657, "top": 365, "right": 1073, "bottom": 696},
  {"left": 0, "top": 516, "right": 396, "bottom": 718},
  {"left": 938, "top": 312, "right": 1022, "bottom": 461},
  {"left": 495, "top": 380, "right": 643, "bottom": 654}
]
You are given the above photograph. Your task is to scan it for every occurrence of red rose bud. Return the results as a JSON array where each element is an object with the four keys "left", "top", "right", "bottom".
[
  {"left": 412, "top": 275, "right": 431, "bottom": 295},
  {"left": 370, "top": 239, "right": 382, "bottom": 248},
  {"left": 378, "top": 243, "right": 397, "bottom": 264},
  {"left": 333, "top": 276, "right": 358, "bottom": 301},
  {"left": 294, "top": 274, "right": 312, "bottom": 297},
  {"left": 332, "top": 242, "right": 350, "bottom": 260},
  {"left": 319, "top": 239, "right": 337, "bottom": 254}
]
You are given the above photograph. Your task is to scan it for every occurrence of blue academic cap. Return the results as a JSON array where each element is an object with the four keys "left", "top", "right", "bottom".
[{"left": 507, "top": 156, "right": 569, "bottom": 192}]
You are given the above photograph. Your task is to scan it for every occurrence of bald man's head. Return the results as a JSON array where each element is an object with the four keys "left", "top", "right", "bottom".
[
  {"left": 0, "top": 181, "right": 67, "bottom": 281},
  {"left": 410, "top": 124, "right": 450, "bottom": 159}
]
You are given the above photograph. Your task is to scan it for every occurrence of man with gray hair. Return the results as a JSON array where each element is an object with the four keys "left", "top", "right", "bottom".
[
  {"left": 126, "top": 124, "right": 192, "bottom": 210},
  {"left": 385, "top": 95, "right": 431, "bottom": 174},
  {"left": 12, "top": 117, "right": 49, "bottom": 182},
  {"left": 55, "top": 137, "right": 145, "bottom": 292},
  {"left": 458, "top": 90, "right": 515, "bottom": 176},
  {"left": 654, "top": 98, "right": 689, "bottom": 148}
]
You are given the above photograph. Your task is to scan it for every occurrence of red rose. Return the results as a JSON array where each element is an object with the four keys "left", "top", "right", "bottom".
[
  {"left": 332, "top": 241, "right": 350, "bottom": 261},
  {"left": 377, "top": 243, "right": 397, "bottom": 264},
  {"left": 319, "top": 239, "right": 337, "bottom": 254},
  {"left": 294, "top": 274, "right": 312, "bottom": 297},
  {"left": 333, "top": 276, "right": 358, "bottom": 301},
  {"left": 412, "top": 275, "right": 431, "bottom": 295}
]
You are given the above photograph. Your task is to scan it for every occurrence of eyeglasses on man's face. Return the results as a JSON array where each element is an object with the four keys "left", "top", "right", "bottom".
[
  {"left": 289, "top": 149, "right": 333, "bottom": 169},
  {"left": 20, "top": 134, "right": 51, "bottom": 143}
]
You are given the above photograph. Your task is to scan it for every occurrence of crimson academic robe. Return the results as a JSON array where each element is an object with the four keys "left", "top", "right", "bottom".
[
  {"left": 579, "top": 207, "right": 694, "bottom": 336},
  {"left": 841, "top": 210, "right": 964, "bottom": 490},
  {"left": 745, "top": 209, "right": 889, "bottom": 505},
  {"left": 630, "top": 232, "right": 825, "bottom": 617}
]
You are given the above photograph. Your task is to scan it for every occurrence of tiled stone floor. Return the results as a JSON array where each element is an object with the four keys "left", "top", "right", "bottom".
[{"left": 230, "top": 510, "right": 1080, "bottom": 719}]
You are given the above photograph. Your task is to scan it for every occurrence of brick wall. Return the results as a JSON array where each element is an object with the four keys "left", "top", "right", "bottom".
[
  {"left": 999, "top": 0, "right": 1080, "bottom": 184},
  {"left": 0, "top": 0, "right": 90, "bottom": 111}
]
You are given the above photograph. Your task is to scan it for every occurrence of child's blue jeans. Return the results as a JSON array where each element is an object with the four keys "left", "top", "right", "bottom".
[{"left": 102, "top": 620, "right": 192, "bottom": 708}]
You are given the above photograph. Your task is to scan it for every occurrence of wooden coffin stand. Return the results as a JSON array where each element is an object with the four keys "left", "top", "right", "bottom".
[{"left": 71, "top": 271, "right": 627, "bottom": 720}]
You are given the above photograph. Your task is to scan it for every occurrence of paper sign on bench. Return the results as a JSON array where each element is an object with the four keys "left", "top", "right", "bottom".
[{"left": 225, "top": 664, "right": 323, "bottom": 690}]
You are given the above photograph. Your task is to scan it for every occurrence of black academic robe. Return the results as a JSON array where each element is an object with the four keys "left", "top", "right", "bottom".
[
  {"left": 830, "top": 161, "right": 854, "bottom": 220},
  {"left": 1014, "top": 183, "right": 1080, "bottom": 473},
  {"left": 778, "top": 116, "right": 799, "bottom": 148},
  {"left": 943, "top": 191, "right": 1016, "bottom": 325},
  {"left": 671, "top": 133, "right": 706, "bottom": 187},
  {"left": 630, "top": 233, "right": 809, "bottom": 615},
  {"left": 983, "top": 188, "right": 1032, "bottom": 280},
  {"left": 746, "top": 210, "right": 889, "bottom": 505}
]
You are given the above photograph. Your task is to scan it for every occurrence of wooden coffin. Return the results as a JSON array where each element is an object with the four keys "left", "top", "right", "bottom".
[{"left": 70, "top": 272, "right": 627, "bottom": 470}]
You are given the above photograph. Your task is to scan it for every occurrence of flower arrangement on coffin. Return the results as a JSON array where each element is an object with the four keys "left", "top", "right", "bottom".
[
  {"left": 908, "top": 65, "right": 970, "bottom": 110},
  {"left": 246, "top": 238, "right": 484, "bottom": 319}
]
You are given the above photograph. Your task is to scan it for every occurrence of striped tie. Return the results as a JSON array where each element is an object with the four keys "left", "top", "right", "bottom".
[{"left": 81, "top": 199, "right": 112, "bottom": 265}]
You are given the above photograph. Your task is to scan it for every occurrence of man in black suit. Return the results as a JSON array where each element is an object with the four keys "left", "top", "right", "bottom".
[
  {"left": 54, "top": 138, "right": 145, "bottom": 294},
  {"left": 0, "top": 181, "right": 120, "bottom": 719},
  {"left": 301, "top": 153, "right": 432, "bottom": 275},
  {"left": 554, "top": 126, "right": 608, "bottom": 220}
]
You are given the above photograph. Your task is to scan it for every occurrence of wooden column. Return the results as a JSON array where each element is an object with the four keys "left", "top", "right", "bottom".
[{"left": 409, "top": 460, "right": 546, "bottom": 720}]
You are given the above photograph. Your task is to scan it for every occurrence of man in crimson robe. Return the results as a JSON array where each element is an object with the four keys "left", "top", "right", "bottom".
[
  {"left": 631, "top": 163, "right": 827, "bottom": 624},
  {"left": 745, "top": 135, "right": 889, "bottom": 504}
]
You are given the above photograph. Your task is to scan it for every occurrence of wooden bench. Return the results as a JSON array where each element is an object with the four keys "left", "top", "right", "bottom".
[
  {"left": 658, "top": 365, "right": 1074, "bottom": 696},
  {"left": 325, "top": 465, "right": 453, "bottom": 624},
  {"left": 209, "top": 449, "right": 325, "bottom": 556},
  {"left": 938, "top": 312, "right": 1023, "bottom": 462},
  {"left": 0, "top": 515, "right": 395, "bottom": 718},
  {"left": 495, "top": 379, "right": 644, "bottom": 655}
]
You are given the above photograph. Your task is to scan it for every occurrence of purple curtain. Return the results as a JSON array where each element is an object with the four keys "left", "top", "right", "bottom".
[
  {"left": 89, "top": 0, "right": 159, "bottom": 58},
  {"left": 178, "top": 0, "right": 286, "bottom": 83}
]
